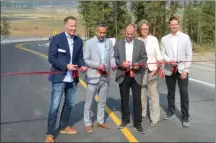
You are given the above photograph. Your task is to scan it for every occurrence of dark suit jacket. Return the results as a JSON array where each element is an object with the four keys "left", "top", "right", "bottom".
[
  {"left": 48, "top": 32, "right": 85, "bottom": 83},
  {"left": 114, "top": 38, "right": 147, "bottom": 85}
]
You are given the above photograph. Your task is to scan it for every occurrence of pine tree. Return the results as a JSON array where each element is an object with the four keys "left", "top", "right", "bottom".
[
  {"left": 131, "top": 1, "right": 168, "bottom": 39},
  {"left": 78, "top": 1, "right": 131, "bottom": 39}
]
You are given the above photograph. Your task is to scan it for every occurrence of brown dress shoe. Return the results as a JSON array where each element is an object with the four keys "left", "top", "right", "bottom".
[
  {"left": 60, "top": 126, "right": 77, "bottom": 135},
  {"left": 86, "top": 125, "right": 93, "bottom": 133},
  {"left": 45, "top": 134, "right": 54, "bottom": 143},
  {"left": 97, "top": 123, "right": 110, "bottom": 129}
]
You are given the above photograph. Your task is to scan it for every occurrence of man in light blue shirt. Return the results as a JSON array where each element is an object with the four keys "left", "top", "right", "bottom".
[
  {"left": 47, "top": 16, "right": 87, "bottom": 143},
  {"left": 83, "top": 21, "right": 116, "bottom": 133},
  {"left": 97, "top": 40, "right": 105, "bottom": 65}
]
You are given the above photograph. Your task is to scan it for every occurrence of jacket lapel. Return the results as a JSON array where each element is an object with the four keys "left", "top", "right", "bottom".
[
  {"left": 104, "top": 39, "right": 108, "bottom": 63},
  {"left": 122, "top": 39, "right": 126, "bottom": 62},
  {"left": 169, "top": 34, "right": 178, "bottom": 60},
  {"left": 72, "top": 36, "right": 78, "bottom": 61},
  {"left": 132, "top": 38, "right": 137, "bottom": 64}
]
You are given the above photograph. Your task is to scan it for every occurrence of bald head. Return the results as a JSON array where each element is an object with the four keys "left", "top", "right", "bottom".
[
  {"left": 126, "top": 24, "right": 136, "bottom": 32},
  {"left": 125, "top": 24, "right": 136, "bottom": 42}
]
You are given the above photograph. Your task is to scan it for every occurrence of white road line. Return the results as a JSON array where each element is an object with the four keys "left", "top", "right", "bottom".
[{"left": 189, "top": 78, "right": 215, "bottom": 88}]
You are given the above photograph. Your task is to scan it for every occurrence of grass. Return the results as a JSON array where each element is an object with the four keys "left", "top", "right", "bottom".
[
  {"left": 192, "top": 42, "right": 215, "bottom": 53},
  {"left": 2, "top": 7, "right": 85, "bottom": 38}
]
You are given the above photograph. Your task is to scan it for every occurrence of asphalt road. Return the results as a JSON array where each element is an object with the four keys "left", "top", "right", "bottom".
[{"left": 1, "top": 41, "right": 215, "bottom": 142}]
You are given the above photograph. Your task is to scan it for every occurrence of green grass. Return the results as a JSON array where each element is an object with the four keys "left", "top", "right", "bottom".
[
  {"left": 2, "top": 7, "right": 85, "bottom": 37},
  {"left": 192, "top": 42, "right": 215, "bottom": 53}
]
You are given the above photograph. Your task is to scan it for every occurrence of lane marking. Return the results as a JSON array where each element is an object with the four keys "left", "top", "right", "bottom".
[
  {"left": 189, "top": 78, "right": 215, "bottom": 88},
  {"left": 15, "top": 43, "right": 139, "bottom": 142}
]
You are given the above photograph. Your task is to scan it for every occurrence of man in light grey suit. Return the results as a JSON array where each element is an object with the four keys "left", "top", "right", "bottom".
[
  {"left": 83, "top": 22, "right": 116, "bottom": 133},
  {"left": 114, "top": 24, "right": 147, "bottom": 133},
  {"left": 161, "top": 16, "right": 192, "bottom": 127}
]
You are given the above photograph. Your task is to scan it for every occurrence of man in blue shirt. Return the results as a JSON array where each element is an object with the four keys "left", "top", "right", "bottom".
[{"left": 46, "top": 16, "right": 87, "bottom": 142}]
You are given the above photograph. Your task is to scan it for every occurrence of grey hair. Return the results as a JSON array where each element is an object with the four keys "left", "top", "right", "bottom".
[{"left": 137, "top": 19, "right": 150, "bottom": 36}]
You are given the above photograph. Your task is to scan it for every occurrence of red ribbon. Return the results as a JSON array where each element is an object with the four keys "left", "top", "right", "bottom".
[
  {"left": 0, "top": 71, "right": 64, "bottom": 76},
  {"left": 122, "top": 68, "right": 134, "bottom": 77},
  {"left": 171, "top": 65, "right": 178, "bottom": 73},
  {"left": 97, "top": 70, "right": 110, "bottom": 76},
  {"left": 1, "top": 60, "right": 214, "bottom": 77},
  {"left": 72, "top": 70, "right": 79, "bottom": 78},
  {"left": 97, "top": 65, "right": 110, "bottom": 76},
  {"left": 152, "top": 68, "right": 164, "bottom": 79}
]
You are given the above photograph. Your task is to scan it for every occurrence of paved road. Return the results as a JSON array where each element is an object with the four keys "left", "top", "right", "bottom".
[{"left": 1, "top": 41, "right": 215, "bottom": 142}]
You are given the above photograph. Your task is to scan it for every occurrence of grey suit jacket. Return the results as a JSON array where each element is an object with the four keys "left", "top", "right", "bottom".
[
  {"left": 114, "top": 38, "right": 148, "bottom": 85},
  {"left": 83, "top": 36, "right": 116, "bottom": 84},
  {"left": 160, "top": 31, "right": 193, "bottom": 76}
]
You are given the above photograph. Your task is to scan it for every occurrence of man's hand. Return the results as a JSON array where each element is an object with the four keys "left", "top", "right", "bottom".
[
  {"left": 112, "top": 65, "right": 117, "bottom": 71},
  {"left": 181, "top": 72, "right": 188, "bottom": 79},
  {"left": 133, "top": 63, "right": 140, "bottom": 70},
  {"left": 67, "top": 64, "right": 78, "bottom": 70},
  {"left": 98, "top": 64, "right": 104, "bottom": 71},
  {"left": 157, "top": 60, "right": 163, "bottom": 68},
  {"left": 80, "top": 66, "right": 88, "bottom": 72},
  {"left": 122, "top": 61, "right": 130, "bottom": 69},
  {"left": 169, "top": 60, "right": 177, "bottom": 66}
]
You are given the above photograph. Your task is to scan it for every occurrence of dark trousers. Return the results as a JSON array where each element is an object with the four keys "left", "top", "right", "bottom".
[
  {"left": 119, "top": 74, "right": 142, "bottom": 126},
  {"left": 165, "top": 72, "right": 189, "bottom": 120}
]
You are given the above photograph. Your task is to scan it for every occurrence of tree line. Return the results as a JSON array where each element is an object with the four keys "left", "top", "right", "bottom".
[
  {"left": 1, "top": 1, "right": 214, "bottom": 49},
  {"left": 78, "top": 1, "right": 214, "bottom": 49}
]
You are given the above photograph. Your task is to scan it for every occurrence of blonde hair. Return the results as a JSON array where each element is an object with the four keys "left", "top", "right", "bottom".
[{"left": 137, "top": 19, "right": 150, "bottom": 37}]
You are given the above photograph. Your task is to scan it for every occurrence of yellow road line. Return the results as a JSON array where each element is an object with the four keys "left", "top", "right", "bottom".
[{"left": 16, "top": 43, "right": 138, "bottom": 142}]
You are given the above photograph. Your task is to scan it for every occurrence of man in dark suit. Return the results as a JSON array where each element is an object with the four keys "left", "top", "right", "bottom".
[
  {"left": 114, "top": 24, "right": 147, "bottom": 133},
  {"left": 46, "top": 16, "right": 87, "bottom": 143}
]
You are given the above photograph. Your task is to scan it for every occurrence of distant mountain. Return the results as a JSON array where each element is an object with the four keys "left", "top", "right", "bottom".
[{"left": 1, "top": 0, "right": 78, "bottom": 7}]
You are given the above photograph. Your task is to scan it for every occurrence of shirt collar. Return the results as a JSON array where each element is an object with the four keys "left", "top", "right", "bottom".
[
  {"left": 65, "top": 31, "right": 74, "bottom": 39},
  {"left": 125, "top": 38, "right": 134, "bottom": 44},
  {"left": 170, "top": 31, "right": 180, "bottom": 37},
  {"left": 96, "top": 36, "right": 105, "bottom": 43}
]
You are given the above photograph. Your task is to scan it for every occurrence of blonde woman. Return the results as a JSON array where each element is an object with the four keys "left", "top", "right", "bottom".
[{"left": 137, "top": 19, "right": 163, "bottom": 127}]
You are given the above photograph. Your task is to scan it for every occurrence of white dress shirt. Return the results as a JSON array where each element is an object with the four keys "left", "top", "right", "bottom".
[
  {"left": 97, "top": 38, "right": 105, "bottom": 64},
  {"left": 170, "top": 31, "right": 180, "bottom": 60},
  {"left": 125, "top": 39, "right": 134, "bottom": 64}
]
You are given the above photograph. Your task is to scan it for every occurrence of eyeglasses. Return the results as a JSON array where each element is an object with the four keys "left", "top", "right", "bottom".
[{"left": 140, "top": 28, "right": 149, "bottom": 31}]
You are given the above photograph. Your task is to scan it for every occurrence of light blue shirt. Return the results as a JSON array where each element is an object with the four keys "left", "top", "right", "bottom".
[
  {"left": 63, "top": 32, "right": 74, "bottom": 82},
  {"left": 97, "top": 38, "right": 105, "bottom": 64}
]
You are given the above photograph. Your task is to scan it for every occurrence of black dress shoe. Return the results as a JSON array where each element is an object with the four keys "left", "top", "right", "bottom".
[
  {"left": 134, "top": 125, "right": 146, "bottom": 134},
  {"left": 118, "top": 122, "right": 128, "bottom": 129}
]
